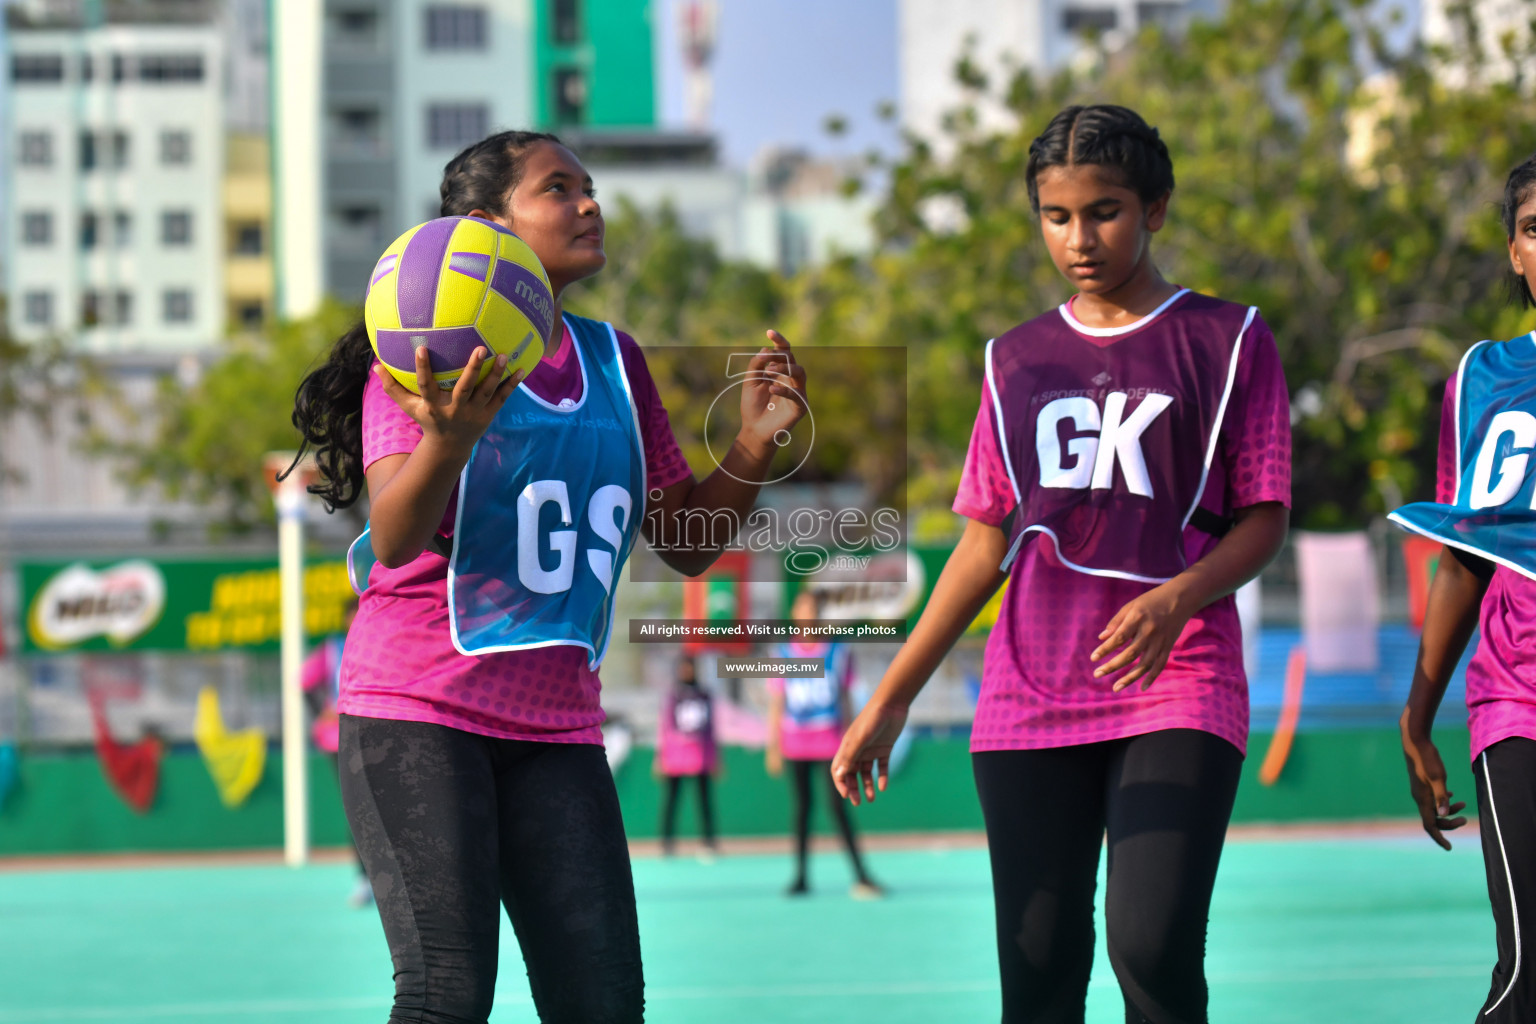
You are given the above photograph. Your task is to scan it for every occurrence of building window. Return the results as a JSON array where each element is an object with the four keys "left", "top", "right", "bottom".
[
  {"left": 425, "top": 103, "right": 488, "bottom": 149},
  {"left": 81, "top": 290, "right": 133, "bottom": 327},
  {"left": 163, "top": 289, "right": 193, "bottom": 324},
  {"left": 114, "top": 211, "right": 133, "bottom": 248},
  {"left": 22, "top": 291, "right": 53, "bottom": 327},
  {"left": 80, "top": 212, "right": 100, "bottom": 250},
  {"left": 112, "top": 53, "right": 129, "bottom": 82},
  {"left": 335, "top": 204, "right": 383, "bottom": 247},
  {"left": 335, "top": 107, "right": 383, "bottom": 155},
  {"left": 22, "top": 211, "right": 53, "bottom": 246},
  {"left": 19, "top": 131, "right": 52, "bottom": 167},
  {"left": 162, "top": 210, "right": 193, "bottom": 246},
  {"left": 552, "top": 0, "right": 580, "bottom": 44},
  {"left": 235, "top": 300, "right": 265, "bottom": 330},
  {"left": 1135, "top": 2, "right": 1183, "bottom": 27},
  {"left": 552, "top": 67, "right": 586, "bottom": 125},
  {"left": 79, "top": 130, "right": 130, "bottom": 171},
  {"left": 138, "top": 54, "right": 204, "bottom": 83},
  {"left": 425, "top": 5, "right": 488, "bottom": 49},
  {"left": 160, "top": 130, "right": 192, "bottom": 165},
  {"left": 333, "top": 7, "right": 381, "bottom": 49},
  {"left": 233, "top": 223, "right": 264, "bottom": 255},
  {"left": 11, "top": 54, "right": 64, "bottom": 83},
  {"left": 1062, "top": 7, "right": 1119, "bottom": 31},
  {"left": 79, "top": 53, "right": 94, "bottom": 82}
]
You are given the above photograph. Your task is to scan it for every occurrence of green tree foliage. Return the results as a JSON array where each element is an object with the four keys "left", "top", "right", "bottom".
[
  {"left": 789, "top": 0, "right": 1536, "bottom": 530},
  {"left": 0, "top": 307, "right": 102, "bottom": 488},
  {"left": 87, "top": 0, "right": 1536, "bottom": 534},
  {"left": 89, "top": 302, "right": 359, "bottom": 532}
]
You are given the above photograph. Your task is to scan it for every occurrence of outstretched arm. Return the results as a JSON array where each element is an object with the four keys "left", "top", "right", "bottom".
[{"left": 831, "top": 518, "right": 1009, "bottom": 804}]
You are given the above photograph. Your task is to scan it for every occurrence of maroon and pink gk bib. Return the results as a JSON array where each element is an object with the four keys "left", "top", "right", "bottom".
[{"left": 988, "top": 289, "right": 1258, "bottom": 582}]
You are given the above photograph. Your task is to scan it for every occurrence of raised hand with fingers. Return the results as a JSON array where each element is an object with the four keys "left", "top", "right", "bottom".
[
  {"left": 376, "top": 343, "right": 525, "bottom": 455},
  {"left": 738, "top": 330, "right": 808, "bottom": 454}
]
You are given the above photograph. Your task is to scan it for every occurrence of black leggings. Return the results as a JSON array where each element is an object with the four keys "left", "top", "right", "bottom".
[
  {"left": 789, "top": 758, "right": 872, "bottom": 885},
  {"left": 1473, "top": 736, "right": 1536, "bottom": 1023},
  {"left": 660, "top": 773, "right": 715, "bottom": 847},
  {"left": 338, "top": 715, "right": 644, "bottom": 1024},
  {"left": 973, "top": 729, "right": 1243, "bottom": 1024}
]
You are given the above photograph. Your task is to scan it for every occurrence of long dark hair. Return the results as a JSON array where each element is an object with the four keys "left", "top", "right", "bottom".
[
  {"left": 1503, "top": 153, "right": 1536, "bottom": 309},
  {"left": 1024, "top": 105, "right": 1174, "bottom": 215},
  {"left": 289, "top": 130, "right": 563, "bottom": 509}
]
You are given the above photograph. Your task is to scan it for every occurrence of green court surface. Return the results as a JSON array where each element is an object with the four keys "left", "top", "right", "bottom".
[{"left": 0, "top": 834, "right": 1497, "bottom": 1023}]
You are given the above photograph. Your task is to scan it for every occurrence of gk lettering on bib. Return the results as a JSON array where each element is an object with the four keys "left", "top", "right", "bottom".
[
  {"left": 988, "top": 290, "right": 1257, "bottom": 582},
  {"left": 1391, "top": 332, "right": 1536, "bottom": 580}
]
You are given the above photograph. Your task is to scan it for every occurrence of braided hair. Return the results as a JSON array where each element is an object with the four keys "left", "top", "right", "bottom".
[
  {"left": 1502, "top": 152, "right": 1536, "bottom": 309},
  {"left": 289, "top": 130, "right": 563, "bottom": 510},
  {"left": 1024, "top": 105, "right": 1174, "bottom": 214}
]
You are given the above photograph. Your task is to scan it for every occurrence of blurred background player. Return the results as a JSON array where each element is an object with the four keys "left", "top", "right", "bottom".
[
  {"left": 767, "top": 589, "right": 881, "bottom": 898},
  {"left": 656, "top": 655, "right": 719, "bottom": 858},
  {"left": 1395, "top": 152, "right": 1536, "bottom": 1023},
  {"left": 300, "top": 623, "right": 372, "bottom": 908},
  {"left": 832, "top": 104, "right": 1292, "bottom": 1023}
]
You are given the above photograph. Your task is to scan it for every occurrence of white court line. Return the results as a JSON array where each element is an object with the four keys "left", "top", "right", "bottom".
[{"left": 0, "top": 965, "right": 1493, "bottom": 1020}]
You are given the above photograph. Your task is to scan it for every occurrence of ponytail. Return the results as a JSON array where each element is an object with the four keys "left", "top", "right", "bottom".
[{"left": 290, "top": 322, "right": 373, "bottom": 510}]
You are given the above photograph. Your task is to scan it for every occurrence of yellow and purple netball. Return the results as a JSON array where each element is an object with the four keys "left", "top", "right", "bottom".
[{"left": 364, "top": 216, "right": 554, "bottom": 394}]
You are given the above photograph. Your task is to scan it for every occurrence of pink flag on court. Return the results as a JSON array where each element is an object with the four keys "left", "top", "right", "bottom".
[{"left": 1294, "top": 531, "right": 1380, "bottom": 673}]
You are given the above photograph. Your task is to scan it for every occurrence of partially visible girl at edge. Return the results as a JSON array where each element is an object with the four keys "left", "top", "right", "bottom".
[
  {"left": 290, "top": 130, "right": 807, "bottom": 1024},
  {"left": 831, "top": 105, "right": 1292, "bottom": 1024},
  {"left": 1395, "top": 152, "right": 1536, "bottom": 1023}
]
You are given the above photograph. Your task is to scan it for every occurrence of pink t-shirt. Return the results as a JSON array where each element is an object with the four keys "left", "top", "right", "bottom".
[
  {"left": 1435, "top": 376, "right": 1536, "bottom": 762},
  {"left": 339, "top": 323, "right": 694, "bottom": 744},
  {"left": 657, "top": 686, "right": 718, "bottom": 776},
  {"left": 955, "top": 300, "right": 1292, "bottom": 755}
]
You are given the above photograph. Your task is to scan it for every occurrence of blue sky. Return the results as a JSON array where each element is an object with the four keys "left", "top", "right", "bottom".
[{"left": 654, "top": 0, "right": 902, "bottom": 168}]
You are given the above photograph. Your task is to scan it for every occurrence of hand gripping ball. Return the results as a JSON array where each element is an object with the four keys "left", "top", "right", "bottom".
[{"left": 364, "top": 216, "right": 555, "bottom": 394}]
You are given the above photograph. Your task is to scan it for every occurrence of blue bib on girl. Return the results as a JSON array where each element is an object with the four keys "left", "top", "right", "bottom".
[
  {"left": 773, "top": 642, "right": 848, "bottom": 729},
  {"left": 348, "top": 315, "right": 646, "bottom": 668},
  {"left": 1391, "top": 332, "right": 1536, "bottom": 581}
]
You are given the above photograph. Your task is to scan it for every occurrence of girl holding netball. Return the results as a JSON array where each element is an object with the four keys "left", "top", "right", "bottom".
[
  {"left": 832, "top": 104, "right": 1292, "bottom": 1024},
  {"left": 292, "top": 130, "right": 806, "bottom": 1024},
  {"left": 1394, "top": 153, "right": 1536, "bottom": 1023}
]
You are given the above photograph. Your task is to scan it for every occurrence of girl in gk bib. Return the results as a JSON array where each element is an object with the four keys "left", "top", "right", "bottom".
[
  {"left": 291, "top": 130, "right": 807, "bottom": 1024},
  {"left": 832, "top": 105, "right": 1292, "bottom": 1024}
]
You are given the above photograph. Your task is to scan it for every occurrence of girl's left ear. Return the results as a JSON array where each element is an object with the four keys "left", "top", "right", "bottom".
[
  {"left": 1145, "top": 192, "right": 1171, "bottom": 233},
  {"left": 1511, "top": 236, "right": 1525, "bottom": 279}
]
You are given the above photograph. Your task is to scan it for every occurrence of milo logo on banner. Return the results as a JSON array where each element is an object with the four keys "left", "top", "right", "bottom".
[{"left": 27, "top": 561, "right": 167, "bottom": 650}]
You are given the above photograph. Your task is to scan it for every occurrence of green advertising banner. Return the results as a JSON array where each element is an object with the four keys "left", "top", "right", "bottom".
[
  {"left": 781, "top": 544, "right": 1005, "bottom": 637},
  {"left": 18, "top": 556, "right": 353, "bottom": 654}
]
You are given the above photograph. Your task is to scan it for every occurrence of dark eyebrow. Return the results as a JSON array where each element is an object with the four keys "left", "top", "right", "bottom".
[
  {"left": 1039, "top": 197, "right": 1124, "bottom": 214},
  {"left": 1520, "top": 212, "right": 1536, "bottom": 230},
  {"left": 538, "top": 169, "right": 594, "bottom": 187}
]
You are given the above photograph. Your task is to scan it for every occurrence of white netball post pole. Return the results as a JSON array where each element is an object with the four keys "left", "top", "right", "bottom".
[{"left": 267, "top": 452, "right": 312, "bottom": 867}]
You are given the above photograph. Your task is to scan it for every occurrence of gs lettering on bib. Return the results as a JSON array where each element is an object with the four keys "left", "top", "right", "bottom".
[
  {"left": 1390, "top": 333, "right": 1536, "bottom": 581},
  {"left": 346, "top": 314, "right": 646, "bottom": 668},
  {"left": 989, "top": 289, "right": 1257, "bottom": 582}
]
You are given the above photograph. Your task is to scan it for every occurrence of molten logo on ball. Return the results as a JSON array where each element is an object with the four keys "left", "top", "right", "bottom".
[{"left": 364, "top": 216, "right": 554, "bottom": 394}]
